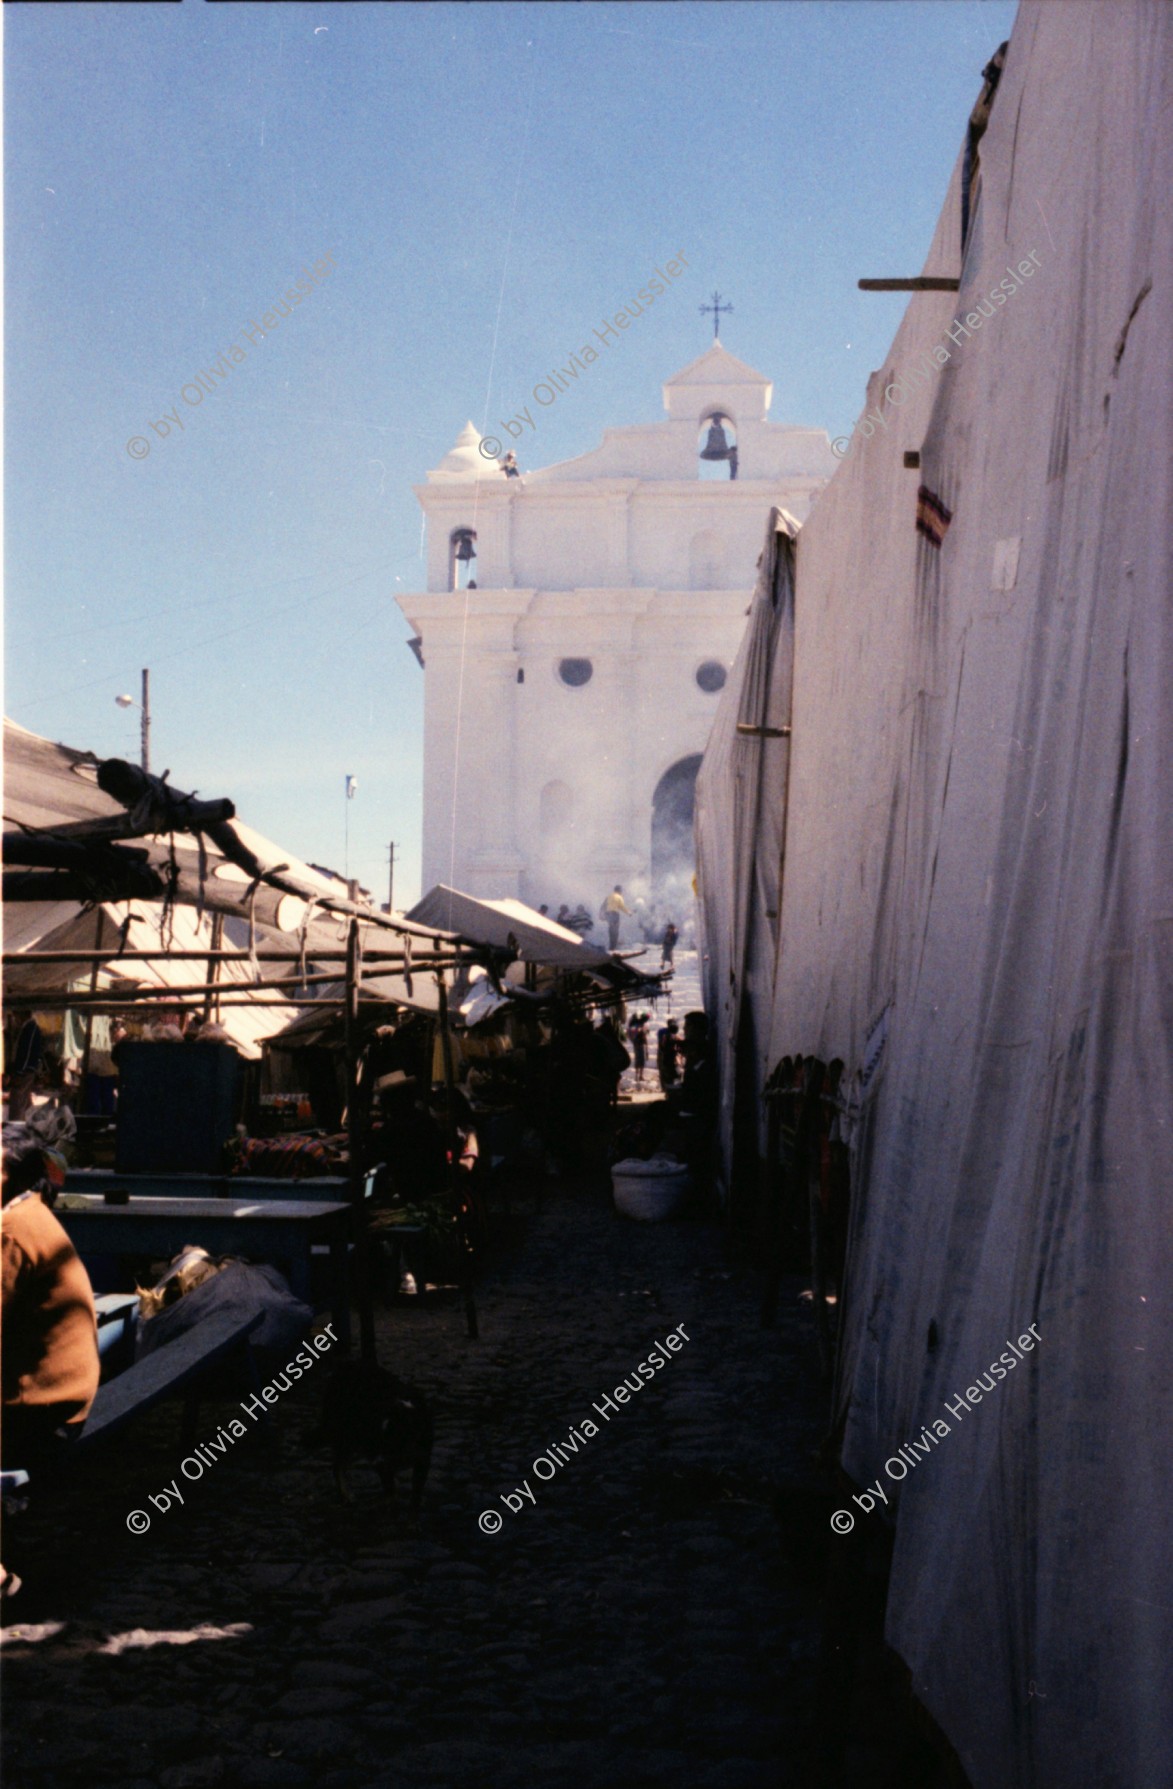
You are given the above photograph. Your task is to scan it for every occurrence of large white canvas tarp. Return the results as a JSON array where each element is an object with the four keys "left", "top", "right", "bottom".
[
  {"left": 4, "top": 902, "right": 302, "bottom": 1059},
  {"left": 695, "top": 509, "right": 797, "bottom": 1191},
  {"left": 699, "top": 3, "right": 1173, "bottom": 1783},
  {"left": 3, "top": 721, "right": 465, "bottom": 1050}
]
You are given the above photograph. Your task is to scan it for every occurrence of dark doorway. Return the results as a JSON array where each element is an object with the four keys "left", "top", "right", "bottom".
[{"left": 651, "top": 754, "right": 702, "bottom": 897}]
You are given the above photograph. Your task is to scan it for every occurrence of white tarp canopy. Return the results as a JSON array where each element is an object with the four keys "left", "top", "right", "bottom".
[
  {"left": 2, "top": 718, "right": 458, "bottom": 948},
  {"left": 696, "top": 3, "right": 1173, "bottom": 1784},
  {"left": 3, "top": 718, "right": 364, "bottom": 937},
  {"left": 3, "top": 721, "right": 468, "bottom": 1053},
  {"left": 3, "top": 900, "right": 300, "bottom": 1060},
  {"left": 408, "top": 884, "right": 614, "bottom": 970}
]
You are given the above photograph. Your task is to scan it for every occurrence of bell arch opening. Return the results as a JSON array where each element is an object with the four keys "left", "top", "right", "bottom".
[
  {"left": 449, "top": 527, "right": 477, "bottom": 590},
  {"left": 698, "top": 412, "right": 738, "bottom": 481}
]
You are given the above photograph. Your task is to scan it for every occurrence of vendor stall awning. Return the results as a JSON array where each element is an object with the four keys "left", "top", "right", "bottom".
[
  {"left": 408, "top": 885, "right": 614, "bottom": 969},
  {"left": 3, "top": 721, "right": 483, "bottom": 1054}
]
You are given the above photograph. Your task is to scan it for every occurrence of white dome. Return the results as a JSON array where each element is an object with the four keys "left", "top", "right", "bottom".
[{"left": 429, "top": 421, "right": 500, "bottom": 481}]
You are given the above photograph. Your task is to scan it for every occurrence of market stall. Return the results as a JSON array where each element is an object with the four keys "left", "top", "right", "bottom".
[{"left": 3, "top": 721, "right": 492, "bottom": 1357}]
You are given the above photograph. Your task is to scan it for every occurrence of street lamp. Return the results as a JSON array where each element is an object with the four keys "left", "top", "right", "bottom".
[
  {"left": 114, "top": 669, "right": 151, "bottom": 772},
  {"left": 344, "top": 774, "right": 357, "bottom": 883}
]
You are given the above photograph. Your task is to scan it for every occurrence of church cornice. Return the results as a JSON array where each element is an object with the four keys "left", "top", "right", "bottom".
[
  {"left": 415, "top": 478, "right": 824, "bottom": 504},
  {"left": 398, "top": 587, "right": 758, "bottom": 642}
]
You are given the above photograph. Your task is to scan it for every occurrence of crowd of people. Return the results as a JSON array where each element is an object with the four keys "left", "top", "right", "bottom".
[
  {"left": 531, "top": 888, "right": 687, "bottom": 962},
  {"left": 622, "top": 1013, "right": 673, "bottom": 1088},
  {"left": 600, "top": 888, "right": 683, "bottom": 961},
  {"left": 624, "top": 1011, "right": 682, "bottom": 1091},
  {"left": 623, "top": 1008, "right": 714, "bottom": 1112}
]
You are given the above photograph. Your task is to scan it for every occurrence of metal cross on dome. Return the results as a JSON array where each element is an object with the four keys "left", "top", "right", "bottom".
[{"left": 699, "top": 291, "right": 733, "bottom": 339}]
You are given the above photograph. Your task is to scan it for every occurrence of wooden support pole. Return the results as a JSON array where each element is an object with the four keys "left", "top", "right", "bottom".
[
  {"left": 141, "top": 668, "right": 151, "bottom": 774},
  {"left": 345, "top": 918, "right": 376, "bottom": 1364},
  {"left": 438, "top": 974, "right": 478, "bottom": 1341},
  {"left": 78, "top": 908, "right": 105, "bottom": 1102},
  {"left": 203, "top": 912, "right": 224, "bottom": 1024}
]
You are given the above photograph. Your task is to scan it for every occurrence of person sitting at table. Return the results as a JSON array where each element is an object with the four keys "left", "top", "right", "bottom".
[
  {"left": 372, "top": 1082, "right": 448, "bottom": 1204},
  {"left": 1, "top": 1127, "right": 100, "bottom": 1475}
]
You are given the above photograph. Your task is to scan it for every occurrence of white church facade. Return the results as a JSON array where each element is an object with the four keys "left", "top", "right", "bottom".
[{"left": 397, "top": 340, "right": 837, "bottom": 923}]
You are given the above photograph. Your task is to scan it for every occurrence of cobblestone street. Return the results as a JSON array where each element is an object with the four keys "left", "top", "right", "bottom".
[{"left": 1, "top": 1168, "right": 834, "bottom": 1789}]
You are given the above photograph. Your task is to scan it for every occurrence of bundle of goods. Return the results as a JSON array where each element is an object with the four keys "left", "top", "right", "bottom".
[
  {"left": 225, "top": 1133, "right": 338, "bottom": 1179},
  {"left": 136, "top": 1246, "right": 314, "bottom": 1367}
]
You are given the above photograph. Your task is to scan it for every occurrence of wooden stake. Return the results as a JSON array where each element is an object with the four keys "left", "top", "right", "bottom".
[
  {"left": 438, "top": 973, "right": 478, "bottom": 1341},
  {"left": 345, "top": 918, "right": 376, "bottom": 1363}
]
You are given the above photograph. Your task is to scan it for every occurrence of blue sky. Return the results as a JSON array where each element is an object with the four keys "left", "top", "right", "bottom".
[{"left": 4, "top": 0, "right": 1017, "bottom": 906}]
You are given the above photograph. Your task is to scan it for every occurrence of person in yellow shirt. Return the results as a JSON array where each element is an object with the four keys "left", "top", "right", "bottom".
[
  {"left": 600, "top": 885, "right": 631, "bottom": 950},
  {"left": 1, "top": 1130, "right": 100, "bottom": 1474}
]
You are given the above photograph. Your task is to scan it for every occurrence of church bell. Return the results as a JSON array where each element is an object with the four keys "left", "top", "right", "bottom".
[
  {"left": 454, "top": 531, "right": 477, "bottom": 562},
  {"left": 700, "top": 420, "right": 732, "bottom": 461}
]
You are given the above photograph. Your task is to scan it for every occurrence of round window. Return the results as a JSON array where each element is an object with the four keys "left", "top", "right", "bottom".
[
  {"left": 696, "top": 660, "right": 727, "bottom": 694},
  {"left": 558, "top": 658, "right": 593, "bottom": 688}
]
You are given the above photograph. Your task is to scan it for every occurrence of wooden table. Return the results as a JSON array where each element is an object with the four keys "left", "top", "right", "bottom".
[
  {"left": 56, "top": 1195, "right": 352, "bottom": 1347},
  {"left": 65, "top": 1169, "right": 349, "bottom": 1204}
]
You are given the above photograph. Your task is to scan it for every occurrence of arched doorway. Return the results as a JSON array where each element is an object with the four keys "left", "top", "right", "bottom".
[{"left": 651, "top": 755, "right": 702, "bottom": 899}]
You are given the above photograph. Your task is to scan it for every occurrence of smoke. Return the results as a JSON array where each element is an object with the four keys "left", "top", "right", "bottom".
[
  {"left": 512, "top": 758, "right": 702, "bottom": 948},
  {"left": 520, "top": 859, "right": 697, "bottom": 951},
  {"left": 621, "top": 870, "right": 698, "bottom": 950}
]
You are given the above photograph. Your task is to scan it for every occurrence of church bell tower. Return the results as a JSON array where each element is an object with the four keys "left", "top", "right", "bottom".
[{"left": 397, "top": 342, "right": 837, "bottom": 915}]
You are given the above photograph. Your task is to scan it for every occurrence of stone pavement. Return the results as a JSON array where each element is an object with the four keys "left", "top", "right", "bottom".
[
  {"left": 1, "top": 1172, "right": 835, "bottom": 1789},
  {"left": 660, "top": 948, "right": 705, "bottom": 1021}
]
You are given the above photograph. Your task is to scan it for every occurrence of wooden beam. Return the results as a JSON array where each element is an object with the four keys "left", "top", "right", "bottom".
[
  {"left": 857, "top": 277, "right": 960, "bottom": 292},
  {"left": 3, "top": 866, "right": 167, "bottom": 903},
  {"left": 4, "top": 949, "right": 469, "bottom": 966},
  {"left": 6, "top": 961, "right": 445, "bottom": 1005},
  {"left": 16, "top": 974, "right": 339, "bottom": 1003},
  {"left": 0, "top": 994, "right": 413, "bottom": 1012},
  {"left": 2, "top": 799, "right": 235, "bottom": 851}
]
